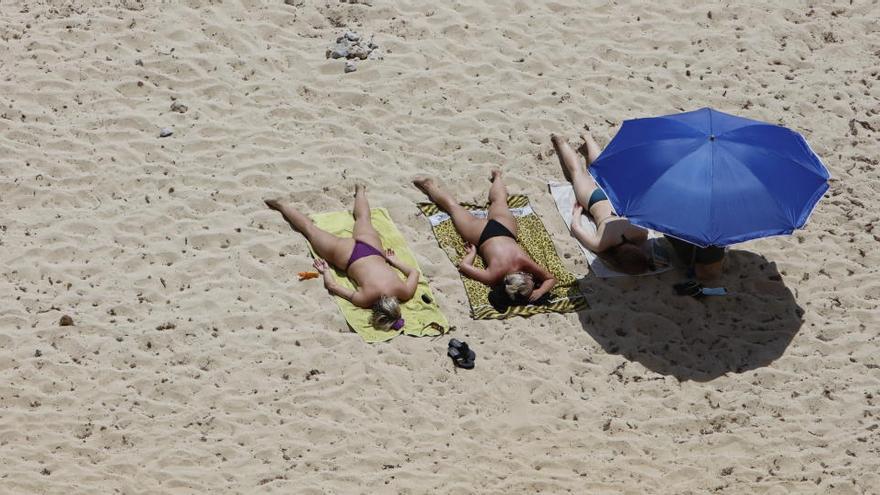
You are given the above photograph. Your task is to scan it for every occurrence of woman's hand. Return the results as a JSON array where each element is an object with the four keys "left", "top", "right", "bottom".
[
  {"left": 313, "top": 258, "right": 329, "bottom": 273},
  {"left": 458, "top": 243, "right": 477, "bottom": 267},
  {"left": 384, "top": 248, "right": 397, "bottom": 263},
  {"left": 314, "top": 258, "right": 335, "bottom": 289},
  {"left": 528, "top": 276, "right": 557, "bottom": 303},
  {"left": 571, "top": 203, "right": 584, "bottom": 229}
]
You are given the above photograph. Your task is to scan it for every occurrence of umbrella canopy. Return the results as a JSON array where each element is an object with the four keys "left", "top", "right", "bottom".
[{"left": 589, "top": 108, "right": 830, "bottom": 247}]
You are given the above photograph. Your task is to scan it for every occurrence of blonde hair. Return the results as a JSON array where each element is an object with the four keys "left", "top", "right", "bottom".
[
  {"left": 370, "top": 295, "right": 402, "bottom": 330},
  {"left": 503, "top": 272, "right": 535, "bottom": 301}
]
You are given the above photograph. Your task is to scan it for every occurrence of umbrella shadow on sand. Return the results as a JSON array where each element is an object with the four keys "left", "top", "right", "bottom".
[{"left": 577, "top": 249, "right": 804, "bottom": 382}]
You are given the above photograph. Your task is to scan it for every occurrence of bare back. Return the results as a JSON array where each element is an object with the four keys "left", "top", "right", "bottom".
[{"left": 594, "top": 216, "right": 649, "bottom": 253}]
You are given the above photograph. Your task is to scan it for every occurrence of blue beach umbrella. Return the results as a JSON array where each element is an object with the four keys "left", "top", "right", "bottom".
[{"left": 589, "top": 108, "right": 830, "bottom": 247}]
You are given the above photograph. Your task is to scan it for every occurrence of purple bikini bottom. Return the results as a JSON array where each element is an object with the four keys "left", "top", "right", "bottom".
[{"left": 347, "top": 240, "right": 383, "bottom": 268}]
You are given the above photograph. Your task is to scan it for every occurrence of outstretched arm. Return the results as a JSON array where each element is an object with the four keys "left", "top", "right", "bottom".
[
  {"left": 384, "top": 249, "right": 420, "bottom": 300},
  {"left": 570, "top": 203, "right": 603, "bottom": 252},
  {"left": 457, "top": 244, "right": 496, "bottom": 286},
  {"left": 520, "top": 257, "right": 556, "bottom": 302},
  {"left": 314, "top": 258, "right": 372, "bottom": 308}
]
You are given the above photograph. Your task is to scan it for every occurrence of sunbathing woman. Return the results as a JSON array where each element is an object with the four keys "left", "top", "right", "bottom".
[
  {"left": 551, "top": 132, "right": 651, "bottom": 275},
  {"left": 265, "top": 185, "right": 418, "bottom": 330},
  {"left": 413, "top": 170, "right": 556, "bottom": 303}
]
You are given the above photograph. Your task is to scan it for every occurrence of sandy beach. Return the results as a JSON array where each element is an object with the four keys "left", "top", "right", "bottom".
[{"left": 1, "top": 0, "right": 878, "bottom": 492}]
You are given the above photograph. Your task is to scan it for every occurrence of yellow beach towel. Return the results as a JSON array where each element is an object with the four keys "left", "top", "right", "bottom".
[{"left": 308, "top": 208, "right": 449, "bottom": 343}]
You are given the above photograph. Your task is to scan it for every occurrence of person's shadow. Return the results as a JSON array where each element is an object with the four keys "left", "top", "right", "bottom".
[{"left": 577, "top": 249, "right": 804, "bottom": 382}]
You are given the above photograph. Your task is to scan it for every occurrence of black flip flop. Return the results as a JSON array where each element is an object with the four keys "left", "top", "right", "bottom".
[
  {"left": 674, "top": 280, "right": 707, "bottom": 299},
  {"left": 448, "top": 339, "right": 476, "bottom": 369},
  {"left": 674, "top": 280, "right": 702, "bottom": 296}
]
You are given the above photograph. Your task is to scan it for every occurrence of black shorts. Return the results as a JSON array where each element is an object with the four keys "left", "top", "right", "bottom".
[{"left": 666, "top": 236, "right": 725, "bottom": 265}]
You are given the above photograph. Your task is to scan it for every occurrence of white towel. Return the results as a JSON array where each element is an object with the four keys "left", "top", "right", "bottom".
[{"left": 548, "top": 181, "right": 672, "bottom": 278}]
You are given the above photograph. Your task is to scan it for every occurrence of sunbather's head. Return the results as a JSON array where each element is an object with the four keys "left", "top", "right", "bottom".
[
  {"left": 503, "top": 271, "right": 535, "bottom": 302},
  {"left": 371, "top": 295, "right": 403, "bottom": 330},
  {"left": 606, "top": 242, "right": 651, "bottom": 275}
]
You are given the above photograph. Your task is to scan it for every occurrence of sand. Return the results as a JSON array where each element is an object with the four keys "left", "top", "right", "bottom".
[{"left": 1, "top": 0, "right": 878, "bottom": 493}]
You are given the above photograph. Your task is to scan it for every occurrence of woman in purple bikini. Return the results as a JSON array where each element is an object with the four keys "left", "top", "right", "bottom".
[{"left": 265, "top": 184, "right": 419, "bottom": 330}]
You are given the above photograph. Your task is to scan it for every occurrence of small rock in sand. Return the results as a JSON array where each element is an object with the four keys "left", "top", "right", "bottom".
[
  {"left": 59, "top": 315, "right": 74, "bottom": 326},
  {"left": 170, "top": 101, "right": 188, "bottom": 113},
  {"left": 330, "top": 42, "right": 350, "bottom": 59},
  {"left": 159, "top": 127, "right": 173, "bottom": 137},
  {"left": 344, "top": 61, "right": 357, "bottom": 73},
  {"left": 327, "top": 30, "right": 381, "bottom": 66},
  {"left": 350, "top": 45, "right": 369, "bottom": 60}
]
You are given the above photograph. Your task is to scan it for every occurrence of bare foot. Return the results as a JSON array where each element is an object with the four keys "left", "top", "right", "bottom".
[
  {"left": 490, "top": 169, "right": 502, "bottom": 182},
  {"left": 355, "top": 183, "right": 366, "bottom": 195},
  {"left": 412, "top": 176, "right": 435, "bottom": 194},
  {"left": 265, "top": 198, "right": 284, "bottom": 211}
]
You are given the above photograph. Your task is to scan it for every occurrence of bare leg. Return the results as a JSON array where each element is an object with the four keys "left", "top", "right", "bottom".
[
  {"left": 351, "top": 184, "right": 382, "bottom": 249},
  {"left": 551, "top": 134, "right": 601, "bottom": 215},
  {"left": 578, "top": 132, "right": 602, "bottom": 165},
  {"left": 413, "top": 177, "right": 486, "bottom": 245},
  {"left": 486, "top": 169, "right": 517, "bottom": 235},
  {"left": 265, "top": 199, "right": 354, "bottom": 270}
]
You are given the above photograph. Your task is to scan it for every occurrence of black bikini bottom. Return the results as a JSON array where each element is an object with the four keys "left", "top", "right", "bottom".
[{"left": 477, "top": 219, "right": 516, "bottom": 247}]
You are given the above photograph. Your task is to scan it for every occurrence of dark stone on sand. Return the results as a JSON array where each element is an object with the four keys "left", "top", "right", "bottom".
[
  {"left": 59, "top": 315, "right": 74, "bottom": 326},
  {"left": 330, "top": 43, "right": 350, "bottom": 59},
  {"left": 170, "top": 101, "right": 188, "bottom": 113},
  {"left": 351, "top": 45, "right": 369, "bottom": 60}
]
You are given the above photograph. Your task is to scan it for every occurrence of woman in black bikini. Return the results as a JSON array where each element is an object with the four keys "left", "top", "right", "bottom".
[
  {"left": 265, "top": 184, "right": 419, "bottom": 330},
  {"left": 413, "top": 170, "right": 557, "bottom": 303},
  {"left": 551, "top": 132, "right": 652, "bottom": 275}
]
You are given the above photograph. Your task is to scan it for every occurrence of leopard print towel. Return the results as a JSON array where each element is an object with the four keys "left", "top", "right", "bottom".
[{"left": 418, "top": 195, "right": 587, "bottom": 319}]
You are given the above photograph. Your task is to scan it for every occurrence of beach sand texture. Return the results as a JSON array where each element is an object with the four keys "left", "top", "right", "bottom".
[{"left": 1, "top": 0, "right": 879, "bottom": 493}]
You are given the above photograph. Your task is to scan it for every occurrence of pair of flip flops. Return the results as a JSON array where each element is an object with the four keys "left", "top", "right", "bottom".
[
  {"left": 674, "top": 281, "right": 728, "bottom": 298},
  {"left": 448, "top": 339, "right": 475, "bottom": 369}
]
